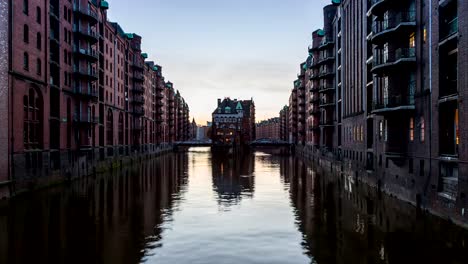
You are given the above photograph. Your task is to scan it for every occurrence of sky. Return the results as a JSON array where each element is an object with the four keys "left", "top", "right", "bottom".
[{"left": 108, "top": 0, "right": 331, "bottom": 124}]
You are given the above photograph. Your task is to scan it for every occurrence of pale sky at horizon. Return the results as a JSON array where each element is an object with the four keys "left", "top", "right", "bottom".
[{"left": 108, "top": 0, "right": 330, "bottom": 124}]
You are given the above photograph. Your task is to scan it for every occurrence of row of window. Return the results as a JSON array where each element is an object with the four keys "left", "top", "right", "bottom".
[
  {"left": 23, "top": 53, "right": 41, "bottom": 76},
  {"left": 23, "top": 25, "right": 41, "bottom": 50},
  {"left": 23, "top": 0, "right": 41, "bottom": 24}
]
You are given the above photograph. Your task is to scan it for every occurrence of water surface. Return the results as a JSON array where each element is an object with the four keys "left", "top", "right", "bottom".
[{"left": 1, "top": 147, "right": 467, "bottom": 263}]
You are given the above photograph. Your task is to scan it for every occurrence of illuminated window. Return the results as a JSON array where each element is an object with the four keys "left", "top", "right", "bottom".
[
  {"left": 409, "top": 32, "right": 416, "bottom": 48},
  {"left": 409, "top": 118, "right": 414, "bottom": 142}
]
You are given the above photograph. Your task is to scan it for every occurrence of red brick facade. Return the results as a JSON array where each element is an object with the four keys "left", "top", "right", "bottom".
[
  {"left": 255, "top": 118, "right": 280, "bottom": 140},
  {"left": 2, "top": 0, "right": 191, "bottom": 197}
]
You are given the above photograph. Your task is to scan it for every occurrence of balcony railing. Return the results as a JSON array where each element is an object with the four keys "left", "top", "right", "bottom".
[
  {"left": 73, "top": 114, "right": 98, "bottom": 124},
  {"left": 73, "top": 4, "right": 99, "bottom": 23},
  {"left": 134, "top": 107, "right": 145, "bottom": 116},
  {"left": 73, "top": 46, "right": 98, "bottom": 61},
  {"left": 319, "top": 99, "right": 335, "bottom": 107},
  {"left": 132, "top": 96, "right": 145, "bottom": 104},
  {"left": 133, "top": 74, "right": 145, "bottom": 82},
  {"left": 440, "top": 17, "right": 458, "bottom": 41},
  {"left": 373, "top": 94, "right": 415, "bottom": 112},
  {"left": 373, "top": 47, "right": 416, "bottom": 70},
  {"left": 372, "top": 11, "right": 416, "bottom": 40},
  {"left": 73, "top": 66, "right": 98, "bottom": 79},
  {"left": 73, "top": 86, "right": 98, "bottom": 99},
  {"left": 368, "top": 0, "right": 388, "bottom": 15},
  {"left": 72, "top": 25, "right": 98, "bottom": 42},
  {"left": 318, "top": 37, "right": 334, "bottom": 50}
]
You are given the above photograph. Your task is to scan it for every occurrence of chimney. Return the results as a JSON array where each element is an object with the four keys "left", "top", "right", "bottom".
[{"left": 218, "top": 99, "right": 221, "bottom": 106}]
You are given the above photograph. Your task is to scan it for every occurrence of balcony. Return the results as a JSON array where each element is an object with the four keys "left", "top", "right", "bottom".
[
  {"left": 319, "top": 70, "right": 335, "bottom": 78},
  {"left": 73, "top": 46, "right": 98, "bottom": 62},
  {"left": 133, "top": 74, "right": 145, "bottom": 83},
  {"left": 49, "top": 29, "right": 60, "bottom": 45},
  {"left": 132, "top": 96, "right": 145, "bottom": 105},
  {"left": 132, "top": 85, "right": 144, "bottom": 93},
  {"left": 73, "top": 66, "right": 98, "bottom": 80},
  {"left": 308, "top": 44, "right": 318, "bottom": 54},
  {"left": 440, "top": 17, "right": 458, "bottom": 43},
  {"left": 371, "top": 12, "right": 416, "bottom": 44},
  {"left": 372, "top": 48, "right": 416, "bottom": 75},
  {"left": 318, "top": 37, "right": 335, "bottom": 50},
  {"left": 319, "top": 85, "right": 335, "bottom": 93},
  {"left": 317, "top": 55, "right": 335, "bottom": 66},
  {"left": 320, "top": 119, "right": 335, "bottom": 127},
  {"left": 372, "top": 94, "right": 415, "bottom": 115},
  {"left": 132, "top": 60, "right": 144, "bottom": 70},
  {"left": 72, "top": 86, "right": 98, "bottom": 101},
  {"left": 134, "top": 107, "right": 145, "bottom": 116},
  {"left": 72, "top": 25, "right": 98, "bottom": 44},
  {"left": 73, "top": 4, "right": 98, "bottom": 24},
  {"left": 73, "top": 114, "right": 98, "bottom": 125},
  {"left": 367, "top": 0, "right": 389, "bottom": 16},
  {"left": 319, "top": 99, "right": 335, "bottom": 108}
]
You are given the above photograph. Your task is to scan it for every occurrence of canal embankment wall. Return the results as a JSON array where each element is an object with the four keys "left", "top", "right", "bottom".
[
  {"left": 8, "top": 144, "right": 175, "bottom": 197},
  {"left": 295, "top": 145, "right": 468, "bottom": 230}
]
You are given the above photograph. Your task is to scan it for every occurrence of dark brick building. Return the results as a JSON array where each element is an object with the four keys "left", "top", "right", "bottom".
[
  {"left": 0, "top": 0, "right": 191, "bottom": 198},
  {"left": 282, "top": 0, "right": 468, "bottom": 225},
  {"left": 212, "top": 98, "right": 255, "bottom": 145},
  {"left": 256, "top": 118, "right": 280, "bottom": 140}
]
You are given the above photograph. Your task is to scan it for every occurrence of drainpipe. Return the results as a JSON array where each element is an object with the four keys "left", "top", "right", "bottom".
[{"left": 426, "top": 0, "right": 433, "bottom": 206}]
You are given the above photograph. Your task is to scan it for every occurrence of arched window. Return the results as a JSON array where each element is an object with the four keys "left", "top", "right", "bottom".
[
  {"left": 106, "top": 109, "right": 113, "bottom": 145},
  {"left": 118, "top": 113, "right": 124, "bottom": 145},
  {"left": 36, "top": 32, "right": 41, "bottom": 50},
  {"left": 36, "top": 58, "right": 41, "bottom": 75},
  {"left": 23, "top": 52, "right": 29, "bottom": 70},
  {"left": 36, "top": 6, "right": 41, "bottom": 24},
  {"left": 23, "top": 24, "right": 29, "bottom": 43},
  {"left": 23, "top": 87, "right": 42, "bottom": 149},
  {"left": 23, "top": 0, "right": 28, "bottom": 15}
]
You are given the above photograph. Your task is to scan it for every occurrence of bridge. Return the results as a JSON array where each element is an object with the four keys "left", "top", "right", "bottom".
[{"left": 174, "top": 140, "right": 292, "bottom": 147}]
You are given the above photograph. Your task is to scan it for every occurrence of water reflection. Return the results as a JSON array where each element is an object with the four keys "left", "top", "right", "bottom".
[
  {"left": 1, "top": 148, "right": 468, "bottom": 264},
  {"left": 0, "top": 153, "right": 188, "bottom": 264},
  {"left": 211, "top": 149, "right": 255, "bottom": 208},
  {"left": 285, "top": 157, "right": 468, "bottom": 264}
]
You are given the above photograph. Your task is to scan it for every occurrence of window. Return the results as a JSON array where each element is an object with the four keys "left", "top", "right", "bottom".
[
  {"left": 409, "top": 117, "right": 414, "bottom": 141},
  {"left": 379, "top": 121, "right": 383, "bottom": 140},
  {"left": 23, "top": 24, "right": 29, "bottom": 43},
  {"left": 409, "top": 32, "right": 416, "bottom": 49},
  {"left": 106, "top": 110, "right": 114, "bottom": 145},
  {"left": 23, "top": 88, "right": 42, "bottom": 149},
  {"left": 36, "top": 32, "right": 41, "bottom": 50},
  {"left": 423, "top": 26, "right": 427, "bottom": 43},
  {"left": 420, "top": 117, "right": 425, "bottom": 142},
  {"left": 36, "top": 6, "right": 41, "bottom": 24},
  {"left": 23, "top": 52, "right": 29, "bottom": 70},
  {"left": 36, "top": 59, "right": 41, "bottom": 75},
  {"left": 23, "top": 0, "right": 28, "bottom": 15},
  {"left": 384, "top": 120, "right": 388, "bottom": 142},
  {"left": 63, "top": 6, "right": 67, "bottom": 20}
]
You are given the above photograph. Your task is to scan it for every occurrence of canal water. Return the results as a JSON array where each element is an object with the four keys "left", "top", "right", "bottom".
[{"left": 1, "top": 147, "right": 468, "bottom": 264}]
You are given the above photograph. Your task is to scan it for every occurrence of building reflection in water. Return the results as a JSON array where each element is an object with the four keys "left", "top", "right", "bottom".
[
  {"left": 211, "top": 149, "right": 255, "bottom": 209},
  {"left": 0, "top": 152, "right": 189, "bottom": 264},
  {"left": 283, "top": 157, "right": 468, "bottom": 264}
]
